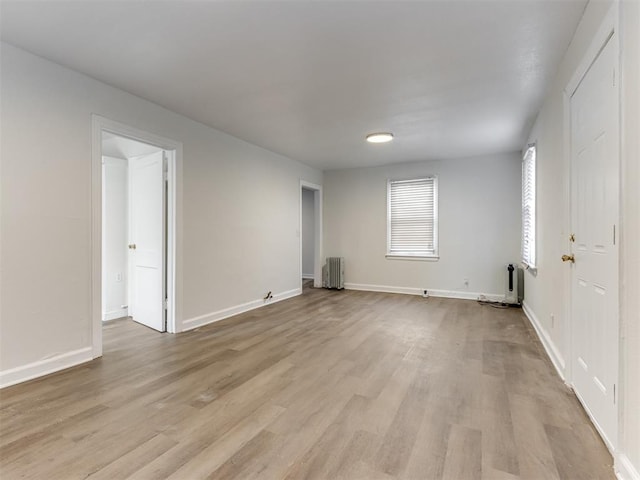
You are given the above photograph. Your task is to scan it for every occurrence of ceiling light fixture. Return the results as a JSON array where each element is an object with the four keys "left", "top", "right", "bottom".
[{"left": 366, "top": 132, "right": 394, "bottom": 144}]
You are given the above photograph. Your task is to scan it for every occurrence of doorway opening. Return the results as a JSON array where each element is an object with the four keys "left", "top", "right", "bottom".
[
  {"left": 564, "top": 5, "right": 619, "bottom": 452},
  {"left": 300, "top": 181, "right": 323, "bottom": 291},
  {"left": 102, "top": 133, "right": 166, "bottom": 333},
  {"left": 92, "top": 116, "right": 180, "bottom": 359}
]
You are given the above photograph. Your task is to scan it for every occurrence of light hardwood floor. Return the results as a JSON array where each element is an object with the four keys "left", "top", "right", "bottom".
[{"left": 1, "top": 284, "right": 614, "bottom": 479}]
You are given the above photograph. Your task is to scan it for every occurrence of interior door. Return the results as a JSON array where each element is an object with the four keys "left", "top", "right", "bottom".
[
  {"left": 569, "top": 34, "right": 618, "bottom": 446},
  {"left": 128, "top": 151, "right": 166, "bottom": 332}
]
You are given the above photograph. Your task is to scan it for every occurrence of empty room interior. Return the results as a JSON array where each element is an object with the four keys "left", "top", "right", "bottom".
[{"left": 0, "top": 1, "right": 639, "bottom": 479}]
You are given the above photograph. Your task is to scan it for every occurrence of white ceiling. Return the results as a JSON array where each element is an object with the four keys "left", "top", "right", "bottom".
[
  {"left": 1, "top": 1, "right": 587, "bottom": 170},
  {"left": 102, "top": 131, "right": 163, "bottom": 159}
]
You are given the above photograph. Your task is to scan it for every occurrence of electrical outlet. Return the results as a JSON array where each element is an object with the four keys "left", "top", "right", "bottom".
[
  {"left": 116, "top": 273, "right": 122, "bottom": 282},
  {"left": 463, "top": 278, "right": 469, "bottom": 288}
]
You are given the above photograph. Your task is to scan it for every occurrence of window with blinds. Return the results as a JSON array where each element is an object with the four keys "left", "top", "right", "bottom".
[
  {"left": 387, "top": 177, "right": 438, "bottom": 258},
  {"left": 522, "top": 145, "right": 536, "bottom": 268}
]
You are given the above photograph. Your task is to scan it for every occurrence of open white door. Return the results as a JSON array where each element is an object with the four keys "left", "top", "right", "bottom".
[
  {"left": 569, "top": 33, "right": 618, "bottom": 447},
  {"left": 129, "top": 151, "right": 166, "bottom": 332}
]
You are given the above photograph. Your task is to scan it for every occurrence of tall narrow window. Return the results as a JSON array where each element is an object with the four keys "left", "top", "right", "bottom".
[
  {"left": 387, "top": 177, "right": 438, "bottom": 258},
  {"left": 522, "top": 144, "right": 536, "bottom": 268}
]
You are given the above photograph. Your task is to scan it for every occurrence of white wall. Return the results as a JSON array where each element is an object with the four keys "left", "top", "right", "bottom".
[
  {"left": 620, "top": 1, "right": 640, "bottom": 477},
  {"left": 301, "top": 188, "right": 315, "bottom": 278},
  {"left": 323, "top": 153, "right": 521, "bottom": 298},
  {"left": 0, "top": 43, "right": 322, "bottom": 383},
  {"left": 102, "top": 156, "right": 128, "bottom": 321},
  {"left": 523, "top": 1, "right": 640, "bottom": 477},
  {"left": 522, "top": 0, "right": 614, "bottom": 374}
]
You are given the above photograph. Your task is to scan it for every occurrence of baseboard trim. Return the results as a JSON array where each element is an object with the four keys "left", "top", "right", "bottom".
[
  {"left": 301, "top": 274, "right": 314, "bottom": 280},
  {"left": 102, "top": 307, "right": 128, "bottom": 321},
  {"left": 0, "top": 347, "right": 94, "bottom": 389},
  {"left": 343, "top": 283, "right": 503, "bottom": 302},
  {"left": 616, "top": 453, "right": 640, "bottom": 480},
  {"left": 522, "top": 301, "right": 566, "bottom": 380},
  {"left": 181, "top": 288, "right": 302, "bottom": 332}
]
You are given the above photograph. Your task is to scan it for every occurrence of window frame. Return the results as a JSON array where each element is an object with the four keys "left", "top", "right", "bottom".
[
  {"left": 522, "top": 143, "right": 537, "bottom": 270},
  {"left": 386, "top": 176, "right": 439, "bottom": 260}
]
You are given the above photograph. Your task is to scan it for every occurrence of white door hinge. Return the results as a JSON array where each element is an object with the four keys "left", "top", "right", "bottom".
[{"left": 163, "top": 152, "right": 169, "bottom": 181}]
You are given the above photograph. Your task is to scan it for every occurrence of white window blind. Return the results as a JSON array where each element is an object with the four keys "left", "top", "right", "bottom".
[
  {"left": 387, "top": 177, "right": 438, "bottom": 258},
  {"left": 522, "top": 145, "right": 536, "bottom": 268}
]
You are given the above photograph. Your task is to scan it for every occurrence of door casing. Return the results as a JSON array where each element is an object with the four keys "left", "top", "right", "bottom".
[{"left": 299, "top": 181, "right": 323, "bottom": 289}]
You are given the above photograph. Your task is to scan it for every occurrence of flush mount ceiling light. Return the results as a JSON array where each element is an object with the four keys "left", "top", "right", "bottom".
[{"left": 366, "top": 132, "right": 394, "bottom": 144}]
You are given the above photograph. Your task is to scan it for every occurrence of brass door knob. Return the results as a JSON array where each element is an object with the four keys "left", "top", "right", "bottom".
[
  {"left": 561, "top": 254, "right": 575, "bottom": 263},
  {"left": 128, "top": 244, "right": 137, "bottom": 250}
]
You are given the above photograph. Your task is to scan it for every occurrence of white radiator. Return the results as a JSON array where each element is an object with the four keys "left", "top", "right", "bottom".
[{"left": 323, "top": 257, "right": 345, "bottom": 290}]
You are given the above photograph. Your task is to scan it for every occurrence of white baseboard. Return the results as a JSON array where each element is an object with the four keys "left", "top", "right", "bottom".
[
  {"left": 522, "top": 301, "right": 566, "bottom": 380},
  {"left": 102, "top": 307, "right": 128, "bottom": 321},
  {"left": 181, "top": 288, "right": 302, "bottom": 332},
  {"left": 301, "top": 274, "right": 314, "bottom": 280},
  {"left": 0, "top": 347, "right": 94, "bottom": 389},
  {"left": 343, "top": 283, "right": 503, "bottom": 302},
  {"left": 617, "top": 453, "right": 640, "bottom": 480}
]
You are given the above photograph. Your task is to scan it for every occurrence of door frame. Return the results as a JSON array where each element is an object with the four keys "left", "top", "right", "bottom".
[
  {"left": 299, "top": 181, "right": 323, "bottom": 289},
  {"left": 91, "top": 115, "right": 181, "bottom": 357},
  {"left": 562, "top": 2, "right": 620, "bottom": 452}
]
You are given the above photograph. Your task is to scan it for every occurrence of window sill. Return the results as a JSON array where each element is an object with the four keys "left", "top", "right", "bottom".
[{"left": 386, "top": 254, "right": 439, "bottom": 262}]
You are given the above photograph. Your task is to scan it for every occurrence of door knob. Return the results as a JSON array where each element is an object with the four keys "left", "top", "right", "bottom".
[
  {"left": 128, "top": 244, "right": 137, "bottom": 250},
  {"left": 561, "top": 254, "right": 574, "bottom": 263}
]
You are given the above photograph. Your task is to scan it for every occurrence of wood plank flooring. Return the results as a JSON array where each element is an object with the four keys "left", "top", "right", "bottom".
[{"left": 0, "top": 284, "right": 614, "bottom": 479}]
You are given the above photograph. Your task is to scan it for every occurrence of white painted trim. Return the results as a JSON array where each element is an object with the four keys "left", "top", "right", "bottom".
[
  {"left": 343, "top": 283, "right": 503, "bottom": 302},
  {"left": 617, "top": 3, "right": 640, "bottom": 477},
  {"left": 385, "top": 255, "right": 439, "bottom": 261},
  {"left": 300, "top": 181, "right": 323, "bottom": 289},
  {"left": 102, "top": 308, "right": 128, "bottom": 321},
  {"left": 562, "top": 88, "right": 574, "bottom": 385},
  {"left": 182, "top": 288, "right": 301, "bottom": 331},
  {"left": 0, "top": 347, "right": 93, "bottom": 389},
  {"left": 522, "top": 301, "right": 566, "bottom": 380},
  {"left": 616, "top": 453, "right": 640, "bottom": 480},
  {"left": 92, "top": 115, "right": 183, "bottom": 358},
  {"left": 91, "top": 118, "right": 103, "bottom": 358},
  {"left": 166, "top": 148, "right": 178, "bottom": 333},
  {"left": 565, "top": 3, "right": 618, "bottom": 97},
  {"left": 301, "top": 274, "right": 315, "bottom": 280}
]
